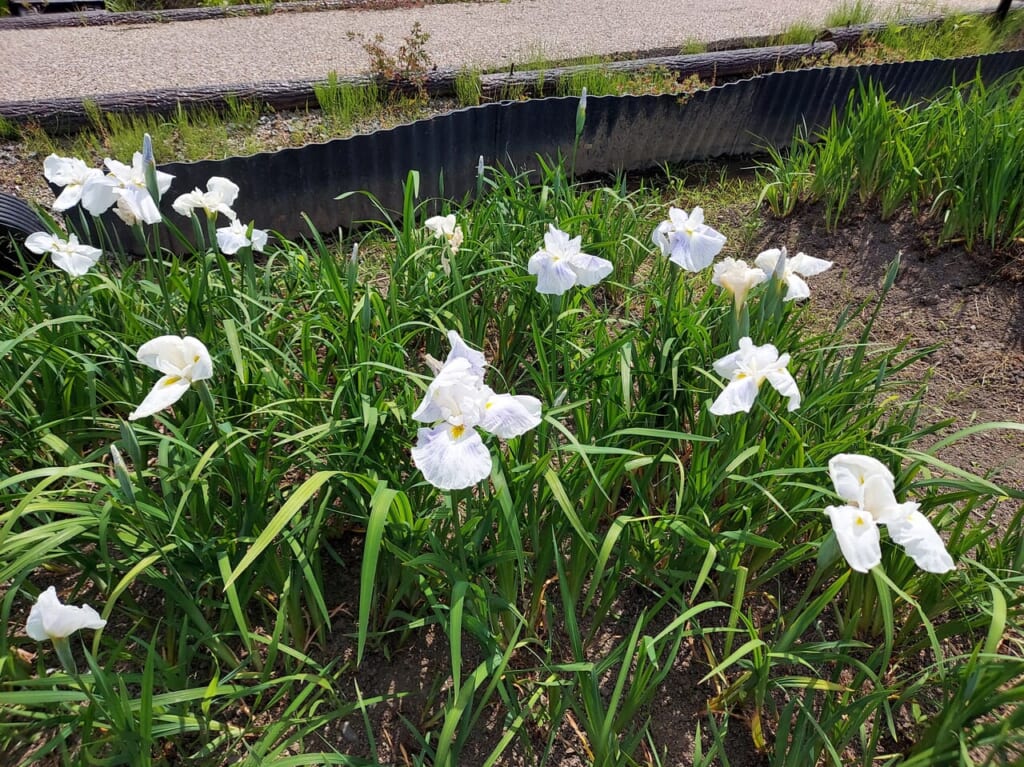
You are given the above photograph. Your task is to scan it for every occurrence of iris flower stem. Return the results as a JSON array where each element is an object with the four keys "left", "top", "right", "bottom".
[
  {"left": 196, "top": 380, "right": 220, "bottom": 437},
  {"left": 732, "top": 300, "right": 750, "bottom": 348},
  {"left": 842, "top": 568, "right": 878, "bottom": 639},
  {"left": 663, "top": 264, "right": 684, "bottom": 338},
  {"left": 548, "top": 293, "right": 572, "bottom": 393},
  {"left": 447, "top": 489, "right": 471, "bottom": 574},
  {"left": 239, "top": 245, "right": 258, "bottom": 297},
  {"left": 81, "top": 209, "right": 126, "bottom": 273},
  {"left": 135, "top": 222, "right": 175, "bottom": 323},
  {"left": 52, "top": 637, "right": 78, "bottom": 676},
  {"left": 204, "top": 215, "right": 218, "bottom": 253},
  {"left": 60, "top": 270, "right": 77, "bottom": 314}
]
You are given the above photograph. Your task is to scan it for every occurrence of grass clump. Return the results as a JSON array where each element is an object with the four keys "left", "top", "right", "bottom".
[
  {"left": 876, "top": 10, "right": 1024, "bottom": 61},
  {"left": 23, "top": 99, "right": 267, "bottom": 165},
  {"left": 454, "top": 66, "right": 482, "bottom": 107},
  {"left": 554, "top": 61, "right": 683, "bottom": 98},
  {"left": 824, "top": 0, "right": 875, "bottom": 28},
  {"left": 757, "top": 71, "right": 1024, "bottom": 250},
  {"left": 772, "top": 21, "right": 819, "bottom": 45},
  {"left": 315, "top": 71, "right": 383, "bottom": 131}
]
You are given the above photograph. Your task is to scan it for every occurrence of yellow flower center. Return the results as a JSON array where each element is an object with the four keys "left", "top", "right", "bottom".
[{"left": 451, "top": 425, "right": 465, "bottom": 439}]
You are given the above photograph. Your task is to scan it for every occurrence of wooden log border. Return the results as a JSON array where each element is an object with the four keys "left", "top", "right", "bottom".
[
  {"left": 2, "top": 4, "right": 1020, "bottom": 131},
  {"left": 0, "top": 42, "right": 839, "bottom": 133}
]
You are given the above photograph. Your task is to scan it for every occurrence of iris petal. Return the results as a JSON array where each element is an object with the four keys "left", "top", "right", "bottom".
[
  {"left": 887, "top": 509, "right": 954, "bottom": 573},
  {"left": 480, "top": 393, "right": 542, "bottom": 438},
  {"left": 411, "top": 424, "right": 492, "bottom": 490},
  {"left": 709, "top": 377, "right": 760, "bottom": 415},
  {"left": 128, "top": 375, "right": 191, "bottom": 421},
  {"left": 826, "top": 505, "right": 882, "bottom": 573},
  {"left": 569, "top": 252, "right": 614, "bottom": 287}
]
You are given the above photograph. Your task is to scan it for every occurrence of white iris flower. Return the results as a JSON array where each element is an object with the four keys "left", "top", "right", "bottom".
[
  {"left": 24, "top": 232, "right": 102, "bottom": 277},
  {"left": 80, "top": 152, "right": 174, "bottom": 225},
  {"left": 528, "top": 224, "right": 613, "bottom": 295},
  {"left": 42, "top": 154, "right": 104, "bottom": 212},
  {"left": 711, "top": 257, "right": 767, "bottom": 310},
  {"left": 411, "top": 331, "right": 542, "bottom": 490},
  {"left": 709, "top": 336, "right": 800, "bottom": 415},
  {"left": 424, "top": 214, "right": 464, "bottom": 254},
  {"left": 172, "top": 176, "right": 240, "bottom": 221},
  {"left": 128, "top": 335, "right": 213, "bottom": 421},
  {"left": 824, "top": 454, "right": 954, "bottom": 573},
  {"left": 651, "top": 206, "right": 726, "bottom": 272},
  {"left": 754, "top": 247, "right": 832, "bottom": 301},
  {"left": 216, "top": 219, "right": 268, "bottom": 254},
  {"left": 26, "top": 586, "right": 106, "bottom": 642}
]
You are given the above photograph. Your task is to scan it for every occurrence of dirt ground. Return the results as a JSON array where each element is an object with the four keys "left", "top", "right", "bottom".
[{"left": 760, "top": 200, "right": 1024, "bottom": 495}]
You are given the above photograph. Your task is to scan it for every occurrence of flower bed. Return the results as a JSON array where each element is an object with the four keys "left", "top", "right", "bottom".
[{"left": 2, "top": 88, "right": 1022, "bottom": 761}]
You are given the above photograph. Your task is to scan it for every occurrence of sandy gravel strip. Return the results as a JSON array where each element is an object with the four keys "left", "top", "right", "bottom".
[{"left": 0, "top": 0, "right": 1004, "bottom": 103}]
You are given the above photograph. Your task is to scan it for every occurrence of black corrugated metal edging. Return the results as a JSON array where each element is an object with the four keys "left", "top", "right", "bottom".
[
  {"left": 10, "top": 49, "right": 1024, "bottom": 254},
  {"left": 143, "top": 50, "right": 1024, "bottom": 249},
  {"left": 0, "top": 192, "right": 47, "bottom": 270},
  {"left": 0, "top": 192, "right": 45, "bottom": 236}
]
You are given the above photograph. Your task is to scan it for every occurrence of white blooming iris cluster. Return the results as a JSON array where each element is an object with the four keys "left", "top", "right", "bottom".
[
  {"left": 45, "top": 151, "right": 173, "bottom": 226},
  {"left": 17, "top": 143, "right": 957, "bottom": 671},
  {"left": 31, "top": 142, "right": 269, "bottom": 278},
  {"left": 648, "top": 206, "right": 951, "bottom": 574},
  {"left": 649, "top": 206, "right": 829, "bottom": 417},
  {"left": 171, "top": 175, "right": 268, "bottom": 254},
  {"left": 27, "top": 150, "right": 173, "bottom": 277}
]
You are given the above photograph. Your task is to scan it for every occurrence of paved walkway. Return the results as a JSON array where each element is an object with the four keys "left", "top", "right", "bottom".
[{"left": 0, "top": 0, "right": 1003, "bottom": 104}]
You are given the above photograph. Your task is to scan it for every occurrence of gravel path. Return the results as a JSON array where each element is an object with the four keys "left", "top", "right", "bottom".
[{"left": 0, "top": 0, "right": 1002, "bottom": 103}]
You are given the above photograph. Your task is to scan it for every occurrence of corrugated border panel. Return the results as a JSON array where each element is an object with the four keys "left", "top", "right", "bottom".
[
  {"left": 0, "top": 192, "right": 46, "bottom": 236},
  {"left": 0, "top": 191, "right": 47, "bottom": 266},
  {"left": 47, "top": 49, "right": 1024, "bottom": 251}
]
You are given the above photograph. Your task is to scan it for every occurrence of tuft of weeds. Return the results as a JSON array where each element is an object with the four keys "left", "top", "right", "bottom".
[
  {"left": 876, "top": 10, "right": 1024, "bottom": 60},
  {"left": 824, "top": 0, "right": 875, "bottom": 28},
  {"left": 772, "top": 21, "right": 819, "bottom": 46},
  {"left": 348, "top": 21, "right": 434, "bottom": 101},
  {"left": 454, "top": 67, "right": 482, "bottom": 107},
  {"left": 680, "top": 38, "right": 709, "bottom": 55},
  {"left": 553, "top": 62, "right": 683, "bottom": 98},
  {"left": 314, "top": 70, "right": 383, "bottom": 131},
  {"left": 0, "top": 115, "right": 20, "bottom": 141}
]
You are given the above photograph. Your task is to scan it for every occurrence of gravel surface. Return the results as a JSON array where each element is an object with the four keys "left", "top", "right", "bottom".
[{"left": 0, "top": 0, "right": 1001, "bottom": 103}]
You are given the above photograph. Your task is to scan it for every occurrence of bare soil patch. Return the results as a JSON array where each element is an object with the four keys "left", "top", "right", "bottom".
[{"left": 757, "top": 201, "right": 1024, "bottom": 497}]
